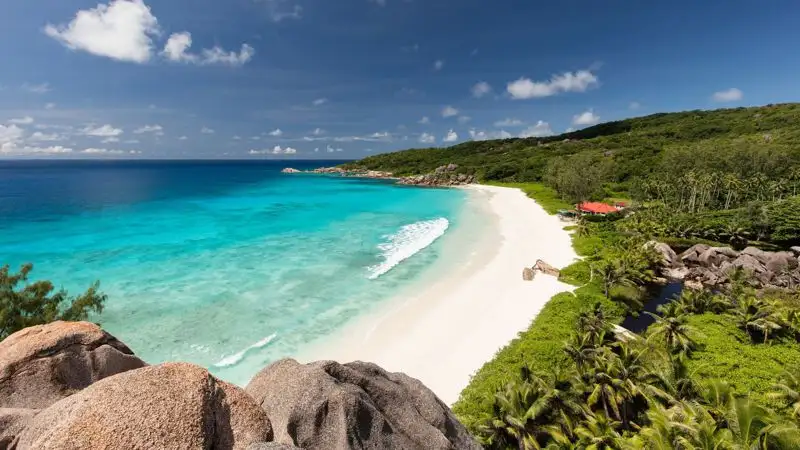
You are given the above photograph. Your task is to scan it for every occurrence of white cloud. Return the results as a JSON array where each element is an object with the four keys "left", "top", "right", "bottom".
[
  {"left": 418, "top": 133, "right": 435, "bottom": 144},
  {"left": 312, "top": 98, "right": 328, "bottom": 106},
  {"left": 134, "top": 124, "right": 163, "bottom": 134},
  {"left": 418, "top": 116, "right": 430, "bottom": 125},
  {"left": 712, "top": 88, "right": 743, "bottom": 102},
  {"left": 433, "top": 60, "right": 444, "bottom": 71},
  {"left": 471, "top": 81, "right": 491, "bottom": 98},
  {"left": 0, "top": 124, "right": 73, "bottom": 155},
  {"left": 101, "top": 137, "right": 120, "bottom": 143},
  {"left": 259, "top": 0, "right": 303, "bottom": 22},
  {"left": 251, "top": 136, "right": 262, "bottom": 141},
  {"left": 441, "top": 106, "right": 459, "bottom": 118},
  {"left": 178, "top": 135, "right": 188, "bottom": 141},
  {"left": 565, "top": 127, "right": 576, "bottom": 133},
  {"left": 312, "top": 127, "right": 324, "bottom": 136},
  {"left": 82, "top": 124, "right": 123, "bottom": 137},
  {"left": 123, "top": 139, "right": 140, "bottom": 144},
  {"left": 457, "top": 116, "right": 471, "bottom": 124},
  {"left": 519, "top": 120, "right": 554, "bottom": 138},
  {"left": 468, "top": 129, "right": 512, "bottom": 141},
  {"left": 572, "top": 110, "right": 600, "bottom": 126},
  {"left": 232, "top": 135, "right": 242, "bottom": 140},
  {"left": 45, "top": 103, "right": 57, "bottom": 110},
  {"left": 269, "top": 128, "right": 283, "bottom": 136},
  {"left": 629, "top": 101, "right": 640, "bottom": 110},
  {"left": 22, "top": 83, "right": 51, "bottom": 94},
  {"left": 249, "top": 145, "right": 297, "bottom": 155},
  {"left": 326, "top": 144, "right": 343, "bottom": 153},
  {"left": 44, "top": 0, "right": 159, "bottom": 63},
  {"left": 161, "top": 32, "right": 254, "bottom": 66},
  {"left": 82, "top": 148, "right": 125, "bottom": 154},
  {"left": 8, "top": 117, "right": 34, "bottom": 125},
  {"left": 443, "top": 129, "right": 458, "bottom": 142},
  {"left": 494, "top": 118, "right": 523, "bottom": 127},
  {"left": 507, "top": 70, "right": 598, "bottom": 100},
  {"left": 29, "top": 131, "right": 61, "bottom": 142},
  {"left": 201, "top": 126, "right": 215, "bottom": 134}
]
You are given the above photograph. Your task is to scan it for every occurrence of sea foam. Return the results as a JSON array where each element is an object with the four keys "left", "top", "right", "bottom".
[
  {"left": 213, "top": 333, "right": 278, "bottom": 368},
  {"left": 367, "top": 218, "right": 449, "bottom": 279}
]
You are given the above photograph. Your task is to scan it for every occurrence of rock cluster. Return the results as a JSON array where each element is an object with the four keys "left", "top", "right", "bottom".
[
  {"left": 398, "top": 164, "right": 476, "bottom": 187},
  {"left": 522, "top": 260, "right": 561, "bottom": 281},
  {"left": 0, "top": 322, "right": 478, "bottom": 450},
  {"left": 282, "top": 167, "right": 394, "bottom": 179},
  {"left": 649, "top": 241, "right": 800, "bottom": 290}
]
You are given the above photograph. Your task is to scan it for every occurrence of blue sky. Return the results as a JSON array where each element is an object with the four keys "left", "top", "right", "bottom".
[{"left": 1, "top": 0, "right": 798, "bottom": 159}]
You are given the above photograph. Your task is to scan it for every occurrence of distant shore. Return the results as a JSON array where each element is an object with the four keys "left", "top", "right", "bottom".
[{"left": 298, "top": 184, "right": 578, "bottom": 405}]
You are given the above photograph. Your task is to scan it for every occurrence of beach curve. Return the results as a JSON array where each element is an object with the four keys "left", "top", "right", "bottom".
[{"left": 298, "top": 184, "right": 579, "bottom": 405}]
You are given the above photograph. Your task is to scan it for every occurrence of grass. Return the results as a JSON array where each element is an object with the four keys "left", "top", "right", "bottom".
[
  {"left": 485, "top": 181, "right": 573, "bottom": 214},
  {"left": 686, "top": 314, "right": 800, "bottom": 407}
]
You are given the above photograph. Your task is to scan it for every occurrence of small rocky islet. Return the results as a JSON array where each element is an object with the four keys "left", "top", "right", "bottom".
[
  {"left": 0, "top": 321, "right": 480, "bottom": 449},
  {"left": 281, "top": 163, "right": 476, "bottom": 187}
]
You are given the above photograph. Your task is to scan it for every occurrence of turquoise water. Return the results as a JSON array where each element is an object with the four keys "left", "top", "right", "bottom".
[{"left": 0, "top": 161, "right": 469, "bottom": 384}]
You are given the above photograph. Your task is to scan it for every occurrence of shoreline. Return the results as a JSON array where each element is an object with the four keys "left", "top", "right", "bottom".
[{"left": 297, "top": 184, "right": 578, "bottom": 405}]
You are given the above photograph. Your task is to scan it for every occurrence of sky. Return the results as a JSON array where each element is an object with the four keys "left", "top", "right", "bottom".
[{"left": 1, "top": 0, "right": 799, "bottom": 159}]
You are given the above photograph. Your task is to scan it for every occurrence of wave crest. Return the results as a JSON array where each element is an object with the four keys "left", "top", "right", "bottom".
[
  {"left": 213, "top": 333, "right": 277, "bottom": 368},
  {"left": 367, "top": 218, "right": 449, "bottom": 280}
]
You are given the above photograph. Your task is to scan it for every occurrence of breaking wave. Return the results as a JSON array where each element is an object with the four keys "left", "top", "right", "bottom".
[
  {"left": 367, "top": 218, "right": 449, "bottom": 280},
  {"left": 213, "top": 333, "right": 278, "bottom": 368}
]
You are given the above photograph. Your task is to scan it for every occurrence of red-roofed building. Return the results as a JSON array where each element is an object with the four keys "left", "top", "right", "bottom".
[{"left": 577, "top": 202, "right": 621, "bottom": 215}]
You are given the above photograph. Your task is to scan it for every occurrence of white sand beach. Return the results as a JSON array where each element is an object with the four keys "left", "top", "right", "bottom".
[{"left": 299, "top": 185, "right": 579, "bottom": 405}]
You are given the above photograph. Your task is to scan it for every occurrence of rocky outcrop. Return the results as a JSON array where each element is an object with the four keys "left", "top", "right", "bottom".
[
  {"left": 533, "top": 260, "right": 561, "bottom": 277},
  {"left": 0, "top": 321, "right": 146, "bottom": 409},
  {"left": 647, "top": 241, "right": 678, "bottom": 268},
  {"left": 398, "top": 164, "right": 476, "bottom": 187},
  {"left": 283, "top": 167, "right": 394, "bottom": 179},
  {"left": 281, "top": 168, "right": 301, "bottom": 173},
  {"left": 14, "top": 363, "right": 273, "bottom": 450},
  {"left": 650, "top": 243, "right": 800, "bottom": 290},
  {"left": 522, "top": 267, "right": 535, "bottom": 281},
  {"left": 245, "top": 359, "right": 480, "bottom": 450},
  {"left": 0, "top": 323, "right": 478, "bottom": 450}
]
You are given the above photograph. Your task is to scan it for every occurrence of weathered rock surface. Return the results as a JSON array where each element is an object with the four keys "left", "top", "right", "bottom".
[
  {"left": 654, "top": 242, "right": 800, "bottom": 290},
  {"left": 0, "top": 321, "right": 146, "bottom": 409},
  {"left": 15, "top": 363, "right": 273, "bottom": 450},
  {"left": 398, "top": 164, "right": 476, "bottom": 187},
  {"left": 281, "top": 168, "right": 301, "bottom": 173},
  {"left": 532, "top": 260, "right": 561, "bottom": 277},
  {"left": 522, "top": 267, "right": 535, "bottom": 281},
  {"left": 647, "top": 241, "right": 678, "bottom": 267},
  {"left": 0, "top": 408, "right": 36, "bottom": 449},
  {"left": 246, "top": 359, "right": 480, "bottom": 450}
]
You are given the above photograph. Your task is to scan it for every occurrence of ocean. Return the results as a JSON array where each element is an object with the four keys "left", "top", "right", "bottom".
[{"left": 0, "top": 160, "right": 473, "bottom": 384}]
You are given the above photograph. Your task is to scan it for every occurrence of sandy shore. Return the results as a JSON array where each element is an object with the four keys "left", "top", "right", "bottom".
[{"left": 298, "top": 185, "right": 578, "bottom": 405}]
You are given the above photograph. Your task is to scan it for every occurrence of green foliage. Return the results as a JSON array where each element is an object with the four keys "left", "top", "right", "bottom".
[
  {"left": 685, "top": 314, "right": 800, "bottom": 406},
  {"left": 0, "top": 263, "right": 107, "bottom": 340}
]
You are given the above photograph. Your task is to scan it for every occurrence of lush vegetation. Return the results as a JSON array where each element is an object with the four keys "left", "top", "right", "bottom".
[
  {"left": 0, "top": 263, "right": 107, "bottom": 340},
  {"left": 343, "top": 103, "right": 800, "bottom": 247}
]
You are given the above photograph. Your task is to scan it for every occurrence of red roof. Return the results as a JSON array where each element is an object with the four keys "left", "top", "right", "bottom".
[{"left": 577, "top": 202, "right": 620, "bottom": 214}]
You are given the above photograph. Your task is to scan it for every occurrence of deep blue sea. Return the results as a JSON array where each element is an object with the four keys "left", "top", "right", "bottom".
[{"left": 0, "top": 160, "right": 470, "bottom": 384}]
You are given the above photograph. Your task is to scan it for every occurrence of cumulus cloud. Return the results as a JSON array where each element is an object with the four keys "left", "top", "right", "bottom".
[
  {"left": 134, "top": 124, "right": 163, "bottom": 134},
  {"left": 712, "top": 88, "right": 743, "bottom": 102},
  {"left": 250, "top": 145, "right": 297, "bottom": 155},
  {"left": 441, "top": 106, "right": 459, "bottom": 118},
  {"left": 161, "top": 32, "right": 254, "bottom": 66},
  {"left": 82, "top": 148, "right": 126, "bottom": 154},
  {"left": 44, "top": 0, "right": 159, "bottom": 63},
  {"left": 572, "top": 110, "right": 600, "bottom": 126},
  {"left": 468, "top": 129, "right": 512, "bottom": 141},
  {"left": 418, "top": 133, "right": 435, "bottom": 144},
  {"left": 8, "top": 117, "right": 34, "bottom": 125},
  {"left": 269, "top": 128, "right": 283, "bottom": 136},
  {"left": 312, "top": 128, "right": 324, "bottom": 136},
  {"left": 258, "top": 0, "right": 302, "bottom": 22},
  {"left": 312, "top": 98, "right": 328, "bottom": 106},
  {"left": 471, "top": 81, "right": 491, "bottom": 98},
  {"left": 29, "top": 131, "right": 61, "bottom": 142},
  {"left": 519, "top": 120, "right": 554, "bottom": 138},
  {"left": 433, "top": 60, "right": 444, "bottom": 71},
  {"left": 82, "top": 124, "right": 123, "bottom": 137},
  {"left": 418, "top": 116, "right": 430, "bottom": 125},
  {"left": 326, "top": 144, "right": 343, "bottom": 153},
  {"left": 443, "top": 129, "right": 458, "bottom": 143},
  {"left": 494, "top": 118, "right": 523, "bottom": 127},
  {"left": 201, "top": 126, "right": 215, "bottom": 134},
  {"left": 507, "top": 70, "right": 598, "bottom": 100}
]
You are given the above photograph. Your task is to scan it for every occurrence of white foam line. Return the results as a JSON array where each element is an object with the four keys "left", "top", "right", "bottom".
[
  {"left": 213, "top": 333, "right": 278, "bottom": 368},
  {"left": 366, "top": 218, "right": 449, "bottom": 280}
]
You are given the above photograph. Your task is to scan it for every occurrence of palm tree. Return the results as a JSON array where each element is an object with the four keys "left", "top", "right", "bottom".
[
  {"left": 479, "top": 375, "right": 552, "bottom": 450},
  {"left": 733, "top": 297, "right": 783, "bottom": 344},
  {"left": 594, "top": 259, "right": 637, "bottom": 299},
  {"left": 646, "top": 310, "right": 697, "bottom": 358},
  {"left": 727, "top": 397, "right": 800, "bottom": 449},
  {"left": 575, "top": 413, "right": 624, "bottom": 450},
  {"left": 769, "top": 369, "right": 800, "bottom": 420}
]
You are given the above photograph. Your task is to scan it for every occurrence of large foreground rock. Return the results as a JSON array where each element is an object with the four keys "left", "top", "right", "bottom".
[
  {"left": 0, "top": 321, "right": 146, "bottom": 409},
  {"left": 14, "top": 363, "right": 273, "bottom": 450},
  {"left": 246, "top": 359, "right": 480, "bottom": 450}
]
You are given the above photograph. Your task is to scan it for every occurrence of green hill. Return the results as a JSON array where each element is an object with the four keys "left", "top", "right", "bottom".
[{"left": 342, "top": 103, "right": 800, "bottom": 188}]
